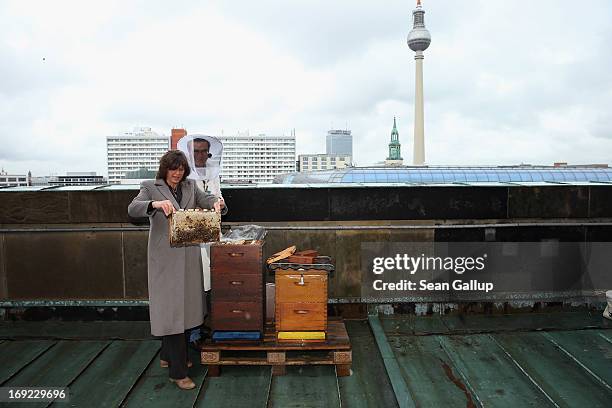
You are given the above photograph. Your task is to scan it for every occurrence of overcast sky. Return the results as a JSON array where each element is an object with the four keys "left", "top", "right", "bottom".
[{"left": 1, "top": 0, "right": 611, "bottom": 177}]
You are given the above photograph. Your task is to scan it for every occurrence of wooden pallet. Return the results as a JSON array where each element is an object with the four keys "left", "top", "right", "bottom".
[{"left": 201, "top": 317, "right": 352, "bottom": 377}]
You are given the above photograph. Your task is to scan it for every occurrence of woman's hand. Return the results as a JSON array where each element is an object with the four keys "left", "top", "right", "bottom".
[
  {"left": 152, "top": 200, "right": 175, "bottom": 216},
  {"left": 213, "top": 198, "right": 225, "bottom": 213}
]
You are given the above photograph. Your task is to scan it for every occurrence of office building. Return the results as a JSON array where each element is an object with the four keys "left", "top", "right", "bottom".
[
  {"left": 48, "top": 172, "right": 106, "bottom": 186},
  {"left": 219, "top": 132, "right": 296, "bottom": 184},
  {"left": 120, "top": 168, "right": 157, "bottom": 184},
  {"left": 298, "top": 154, "right": 352, "bottom": 172},
  {"left": 326, "top": 129, "right": 352, "bottom": 156},
  {"left": 30, "top": 175, "right": 53, "bottom": 186},
  {"left": 106, "top": 127, "right": 169, "bottom": 184},
  {"left": 0, "top": 170, "right": 28, "bottom": 187}
]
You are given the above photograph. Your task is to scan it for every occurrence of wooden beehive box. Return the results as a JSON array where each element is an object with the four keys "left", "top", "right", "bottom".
[
  {"left": 275, "top": 269, "right": 328, "bottom": 332},
  {"left": 210, "top": 241, "right": 265, "bottom": 335}
]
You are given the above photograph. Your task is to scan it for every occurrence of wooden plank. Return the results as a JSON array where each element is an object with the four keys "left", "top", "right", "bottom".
[
  {"left": 438, "top": 334, "right": 553, "bottom": 407},
  {"left": 493, "top": 332, "right": 612, "bottom": 407},
  {"left": 442, "top": 314, "right": 514, "bottom": 333},
  {"left": 6, "top": 340, "right": 108, "bottom": 408},
  {"left": 368, "top": 315, "right": 414, "bottom": 408},
  {"left": 380, "top": 314, "right": 449, "bottom": 336},
  {"left": 271, "top": 365, "right": 285, "bottom": 376},
  {"left": 536, "top": 312, "right": 608, "bottom": 330},
  {"left": 208, "top": 355, "right": 337, "bottom": 365},
  {"left": 336, "top": 364, "right": 350, "bottom": 377},
  {"left": 390, "top": 334, "right": 477, "bottom": 407},
  {"left": 0, "top": 321, "right": 152, "bottom": 340},
  {"left": 380, "top": 315, "right": 413, "bottom": 335},
  {"left": 382, "top": 314, "right": 453, "bottom": 336},
  {"left": 0, "top": 340, "right": 55, "bottom": 384},
  {"left": 121, "top": 348, "right": 206, "bottom": 407},
  {"left": 202, "top": 346, "right": 351, "bottom": 378},
  {"left": 53, "top": 340, "right": 159, "bottom": 407},
  {"left": 268, "top": 365, "right": 340, "bottom": 408},
  {"left": 267, "top": 351, "right": 285, "bottom": 364},
  {"left": 338, "top": 320, "right": 399, "bottom": 408},
  {"left": 195, "top": 366, "right": 271, "bottom": 407},
  {"left": 383, "top": 312, "right": 609, "bottom": 337},
  {"left": 443, "top": 312, "right": 606, "bottom": 334},
  {"left": 413, "top": 315, "right": 449, "bottom": 335},
  {"left": 542, "top": 330, "right": 612, "bottom": 388}
]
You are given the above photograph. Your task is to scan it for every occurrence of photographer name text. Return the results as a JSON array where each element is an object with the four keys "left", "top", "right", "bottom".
[
  {"left": 372, "top": 279, "right": 494, "bottom": 292},
  {"left": 370, "top": 253, "right": 493, "bottom": 293}
]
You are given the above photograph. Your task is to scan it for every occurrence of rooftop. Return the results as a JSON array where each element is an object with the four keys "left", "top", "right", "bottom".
[
  {"left": 1, "top": 183, "right": 611, "bottom": 405},
  {"left": 1, "top": 312, "right": 610, "bottom": 406}
]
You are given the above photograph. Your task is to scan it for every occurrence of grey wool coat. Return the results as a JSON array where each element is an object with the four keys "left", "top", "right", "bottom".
[{"left": 127, "top": 179, "right": 223, "bottom": 336}]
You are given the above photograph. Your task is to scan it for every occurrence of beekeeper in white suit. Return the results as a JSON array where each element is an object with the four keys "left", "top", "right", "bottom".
[{"left": 178, "top": 134, "right": 225, "bottom": 346}]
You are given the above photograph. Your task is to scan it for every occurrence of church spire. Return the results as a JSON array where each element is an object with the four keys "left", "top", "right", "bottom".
[
  {"left": 387, "top": 117, "right": 402, "bottom": 161},
  {"left": 391, "top": 117, "right": 399, "bottom": 141}
]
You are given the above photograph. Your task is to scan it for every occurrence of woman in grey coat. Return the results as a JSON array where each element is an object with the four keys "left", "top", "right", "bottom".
[{"left": 128, "top": 150, "right": 226, "bottom": 390}]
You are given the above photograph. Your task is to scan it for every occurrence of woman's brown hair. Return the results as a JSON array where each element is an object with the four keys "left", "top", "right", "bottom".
[{"left": 156, "top": 150, "right": 191, "bottom": 181}]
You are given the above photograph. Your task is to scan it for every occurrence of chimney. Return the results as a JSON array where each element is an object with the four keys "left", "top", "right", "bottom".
[{"left": 171, "top": 128, "right": 187, "bottom": 149}]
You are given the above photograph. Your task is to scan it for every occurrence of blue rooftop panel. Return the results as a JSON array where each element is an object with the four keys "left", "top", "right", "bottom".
[
  {"left": 562, "top": 172, "right": 578, "bottom": 181},
  {"left": 474, "top": 172, "right": 488, "bottom": 182},
  {"left": 363, "top": 173, "right": 376, "bottom": 182},
  {"left": 594, "top": 172, "right": 610, "bottom": 181},
  {"left": 275, "top": 166, "right": 612, "bottom": 185}
]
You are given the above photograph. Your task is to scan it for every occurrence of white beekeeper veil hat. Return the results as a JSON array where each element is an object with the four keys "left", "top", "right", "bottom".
[{"left": 177, "top": 134, "right": 223, "bottom": 182}]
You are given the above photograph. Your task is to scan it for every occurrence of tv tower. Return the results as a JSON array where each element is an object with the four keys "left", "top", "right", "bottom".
[{"left": 407, "top": 0, "right": 431, "bottom": 166}]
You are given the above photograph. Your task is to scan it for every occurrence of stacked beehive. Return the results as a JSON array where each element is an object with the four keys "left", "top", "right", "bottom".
[
  {"left": 210, "top": 241, "right": 264, "bottom": 340},
  {"left": 273, "top": 250, "right": 329, "bottom": 341}
]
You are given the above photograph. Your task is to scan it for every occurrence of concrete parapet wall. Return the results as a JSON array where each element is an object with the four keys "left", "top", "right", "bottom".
[{"left": 1, "top": 185, "right": 611, "bottom": 302}]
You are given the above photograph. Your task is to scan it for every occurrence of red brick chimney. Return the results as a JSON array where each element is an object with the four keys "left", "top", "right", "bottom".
[{"left": 171, "top": 128, "right": 187, "bottom": 149}]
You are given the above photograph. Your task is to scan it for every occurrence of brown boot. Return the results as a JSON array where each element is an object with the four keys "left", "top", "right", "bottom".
[{"left": 169, "top": 377, "right": 196, "bottom": 390}]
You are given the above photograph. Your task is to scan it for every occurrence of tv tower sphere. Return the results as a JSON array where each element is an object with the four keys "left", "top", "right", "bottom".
[{"left": 407, "top": 0, "right": 431, "bottom": 52}]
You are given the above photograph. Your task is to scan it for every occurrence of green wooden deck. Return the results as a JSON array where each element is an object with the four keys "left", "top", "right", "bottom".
[
  {"left": 0, "top": 312, "right": 610, "bottom": 407},
  {"left": 375, "top": 311, "right": 612, "bottom": 408}
]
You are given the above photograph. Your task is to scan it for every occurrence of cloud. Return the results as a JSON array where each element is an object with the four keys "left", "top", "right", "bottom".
[
  {"left": 212, "top": 0, "right": 412, "bottom": 67},
  {"left": 0, "top": 0, "right": 611, "bottom": 177}
]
